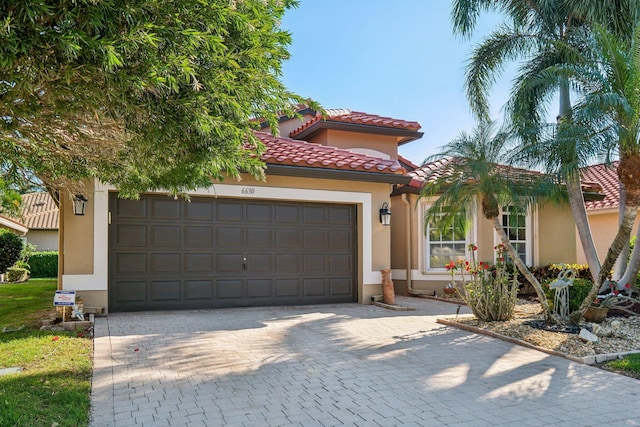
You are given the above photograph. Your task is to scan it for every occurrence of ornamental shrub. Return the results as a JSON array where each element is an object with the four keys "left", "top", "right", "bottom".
[
  {"left": 28, "top": 251, "right": 58, "bottom": 278},
  {"left": 457, "top": 244, "right": 519, "bottom": 321},
  {"left": 542, "top": 277, "right": 593, "bottom": 314},
  {"left": 0, "top": 229, "right": 23, "bottom": 275},
  {"left": 6, "top": 267, "right": 29, "bottom": 282}
]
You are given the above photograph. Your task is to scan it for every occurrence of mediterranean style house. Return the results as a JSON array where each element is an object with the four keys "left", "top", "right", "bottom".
[
  {"left": 388, "top": 157, "right": 596, "bottom": 297},
  {"left": 59, "top": 107, "right": 423, "bottom": 313}
]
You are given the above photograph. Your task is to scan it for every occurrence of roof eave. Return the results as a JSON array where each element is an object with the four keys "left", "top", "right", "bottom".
[{"left": 291, "top": 121, "right": 423, "bottom": 145}]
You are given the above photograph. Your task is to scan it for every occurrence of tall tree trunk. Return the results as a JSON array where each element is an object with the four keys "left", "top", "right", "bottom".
[
  {"left": 598, "top": 204, "right": 637, "bottom": 287},
  {"left": 491, "top": 217, "right": 555, "bottom": 324},
  {"left": 566, "top": 178, "right": 601, "bottom": 282},
  {"left": 613, "top": 183, "right": 629, "bottom": 279}
]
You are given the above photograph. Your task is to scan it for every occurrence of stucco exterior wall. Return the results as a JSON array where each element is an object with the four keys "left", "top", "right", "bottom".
[
  {"left": 62, "top": 175, "right": 394, "bottom": 311},
  {"left": 62, "top": 183, "right": 94, "bottom": 275},
  {"left": 26, "top": 230, "right": 58, "bottom": 251},
  {"left": 308, "top": 130, "right": 398, "bottom": 160},
  {"left": 576, "top": 209, "right": 640, "bottom": 265},
  {"left": 537, "top": 203, "right": 576, "bottom": 265}
]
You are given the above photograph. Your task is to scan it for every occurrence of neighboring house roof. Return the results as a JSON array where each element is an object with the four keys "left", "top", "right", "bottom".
[
  {"left": 0, "top": 214, "right": 27, "bottom": 235},
  {"left": 256, "top": 131, "right": 406, "bottom": 175},
  {"left": 581, "top": 161, "right": 620, "bottom": 211},
  {"left": 289, "top": 109, "right": 423, "bottom": 144},
  {"left": 20, "top": 192, "right": 59, "bottom": 230}
]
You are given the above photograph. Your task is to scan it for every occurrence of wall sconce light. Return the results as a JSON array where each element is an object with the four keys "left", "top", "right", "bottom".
[
  {"left": 73, "top": 194, "right": 88, "bottom": 216},
  {"left": 379, "top": 202, "right": 391, "bottom": 226}
]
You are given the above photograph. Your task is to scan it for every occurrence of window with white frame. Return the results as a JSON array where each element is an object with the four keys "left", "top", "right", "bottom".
[
  {"left": 425, "top": 209, "right": 467, "bottom": 269},
  {"left": 501, "top": 206, "right": 528, "bottom": 264}
]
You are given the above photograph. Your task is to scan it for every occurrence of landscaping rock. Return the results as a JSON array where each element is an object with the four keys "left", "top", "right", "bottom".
[{"left": 579, "top": 328, "right": 599, "bottom": 343}]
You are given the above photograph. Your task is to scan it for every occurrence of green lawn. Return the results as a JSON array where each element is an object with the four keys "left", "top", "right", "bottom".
[{"left": 0, "top": 279, "right": 92, "bottom": 427}]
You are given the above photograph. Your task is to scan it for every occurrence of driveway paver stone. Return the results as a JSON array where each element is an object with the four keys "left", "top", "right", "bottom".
[{"left": 90, "top": 296, "right": 640, "bottom": 426}]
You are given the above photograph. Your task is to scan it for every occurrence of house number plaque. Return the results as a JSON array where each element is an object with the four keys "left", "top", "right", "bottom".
[{"left": 241, "top": 187, "right": 255, "bottom": 195}]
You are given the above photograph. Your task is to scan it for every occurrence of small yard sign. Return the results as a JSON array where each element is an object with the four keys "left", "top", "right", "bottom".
[{"left": 54, "top": 290, "right": 76, "bottom": 306}]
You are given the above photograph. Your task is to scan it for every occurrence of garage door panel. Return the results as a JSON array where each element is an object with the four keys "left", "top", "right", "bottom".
[
  {"left": 185, "top": 280, "right": 213, "bottom": 300},
  {"left": 330, "top": 278, "right": 353, "bottom": 296},
  {"left": 150, "top": 280, "right": 181, "bottom": 301},
  {"left": 247, "top": 228, "right": 272, "bottom": 248},
  {"left": 330, "top": 255, "right": 353, "bottom": 273},
  {"left": 330, "top": 230, "right": 353, "bottom": 250},
  {"left": 184, "top": 254, "right": 213, "bottom": 273},
  {"left": 116, "top": 225, "right": 147, "bottom": 247},
  {"left": 304, "top": 230, "right": 326, "bottom": 249},
  {"left": 109, "top": 194, "right": 356, "bottom": 311},
  {"left": 329, "top": 206, "right": 353, "bottom": 225},
  {"left": 276, "top": 254, "right": 299, "bottom": 272},
  {"left": 216, "top": 254, "right": 243, "bottom": 272},
  {"left": 115, "top": 253, "right": 146, "bottom": 274},
  {"left": 246, "top": 254, "right": 272, "bottom": 272},
  {"left": 151, "top": 254, "right": 181, "bottom": 274},
  {"left": 303, "top": 205, "right": 326, "bottom": 224},
  {"left": 114, "top": 281, "right": 147, "bottom": 302},
  {"left": 276, "top": 279, "right": 299, "bottom": 297},
  {"left": 185, "top": 200, "right": 213, "bottom": 221},
  {"left": 217, "top": 200, "right": 243, "bottom": 221},
  {"left": 247, "top": 203, "right": 272, "bottom": 222},
  {"left": 151, "top": 226, "right": 180, "bottom": 247},
  {"left": 276, "top": 229, "right": 299, "bottom": 248},
  {"left": 217, "top": 227, "right": 243, "bottom": 248},
  {"left": 216, "top": 280, "right": 243, "bottom": 299},
  {"left": 303, "top": 254, "right": 325, "bottom": 272},
  {"left": 275, "top": 204, "right": 298, "bottom": 222},
  {"left": 151, "top": 199, "right": 180, "bottom": 220},
  {"left": 247, "top": 279, "right": 273, "bottom": 298},
  {"left": 184, "top": 226, "right": 213, "bottom": 247},
  {"left": 304, "top": 278, "right": 326, "bottom": 296},
  {"left": 115, "top": 198, "right": 146, "bottom": 219}
]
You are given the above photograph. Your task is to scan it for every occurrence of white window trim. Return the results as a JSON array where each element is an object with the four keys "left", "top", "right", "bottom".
[
  {"left": 414, "top": 198, "right": 477, "bottom": 281},
  {"left": 494, "top": 205, "right": 534, "bottom": 266}
]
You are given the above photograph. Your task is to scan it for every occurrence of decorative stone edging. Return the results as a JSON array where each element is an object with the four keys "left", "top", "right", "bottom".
[{"left": 436, "top": 318, "right": 640, "bottom": 365}]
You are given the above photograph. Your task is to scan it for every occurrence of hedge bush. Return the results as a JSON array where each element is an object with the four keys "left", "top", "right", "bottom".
[
  {"left": 29, "top": 251, "right": 58, "bottom": 278},
  {"left": 0, "top": 229, "right": 23, "bottom": 274}
]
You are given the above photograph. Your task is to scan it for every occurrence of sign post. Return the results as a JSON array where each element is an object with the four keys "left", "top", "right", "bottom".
[{"left": 54, "top": 290, "right": 76, "bottom": 321}]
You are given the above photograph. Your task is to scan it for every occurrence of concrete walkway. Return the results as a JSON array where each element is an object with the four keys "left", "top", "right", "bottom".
[{"left": 90, "top": 296, "right": 640, "bottom": 426}]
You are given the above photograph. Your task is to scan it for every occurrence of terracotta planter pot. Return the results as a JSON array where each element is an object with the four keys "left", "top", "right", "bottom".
[
  {"left": 584, "top": 306, "right": 608, "bottom": 323},
  {"left": 443, "top": 287, "right": 457, "bottom": 295},
  {"left": 381, "top": 269, "right": 395, "bottom": 305}
]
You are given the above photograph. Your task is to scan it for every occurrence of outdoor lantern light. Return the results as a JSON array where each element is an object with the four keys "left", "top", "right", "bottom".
[
  {"left": 73, "top": 194, "right": 88, "bottom": 216},
  {"left": 379, "top": 202, "right": 391, "bottom": 226}
]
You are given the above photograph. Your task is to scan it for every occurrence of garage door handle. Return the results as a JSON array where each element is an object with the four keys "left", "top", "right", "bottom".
[{"left": 243, "top": 257, "right": 247, "bottom": 271}]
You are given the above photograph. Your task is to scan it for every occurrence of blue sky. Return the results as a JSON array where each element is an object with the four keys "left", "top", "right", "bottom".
[{"left": 280, "top": 1, "right": 514, "bottom": 164}]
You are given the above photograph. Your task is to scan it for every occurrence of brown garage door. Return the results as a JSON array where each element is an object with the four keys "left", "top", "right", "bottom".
[{"left": 109, "top": 194, "right": 357, "bottom": 311}]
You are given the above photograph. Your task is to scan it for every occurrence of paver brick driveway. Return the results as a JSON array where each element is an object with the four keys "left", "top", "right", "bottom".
[{"left": 90, "top": 296, "right": 640, "bottom": 426}]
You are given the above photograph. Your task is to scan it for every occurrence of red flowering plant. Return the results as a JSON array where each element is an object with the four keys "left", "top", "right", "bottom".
[{"left": 454, "top": 243, "right": 519, "bottom": 322}]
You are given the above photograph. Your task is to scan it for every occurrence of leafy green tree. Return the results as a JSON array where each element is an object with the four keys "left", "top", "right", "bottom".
[
  {"left": 420, "top": 121, "right": 565, "bottom": 323},
  {"left": 0, "top": 0, "right": 309, "bottom": 197},
  {"left": 0, "top": 229, "right": 23, "bottom": 275}
]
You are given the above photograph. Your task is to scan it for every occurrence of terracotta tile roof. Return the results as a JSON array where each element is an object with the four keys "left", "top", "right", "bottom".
[
  {"left": 407, "top": 157, "right": 603, "bottom": 194},
  {"left": 398, "top": 155, "right": 420, "bottom": 172},
  {"left": 255, "top": 132, "right": 405, "bottom": 174},
  {"left": 289, "top": 109, "right": 421, "bottom": 138},
  {"left": 581, "top": 162, "right": 619, "bottom": 210},
  {"left": 20, "top": 192, "right": 59, "bottom": 230}
]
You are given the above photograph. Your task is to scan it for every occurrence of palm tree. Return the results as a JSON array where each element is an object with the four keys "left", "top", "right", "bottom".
[
  {"left": 451, "top": 0, "right": 640, "bottom": 323},
  {"left": 420, "top": 121, "right": 565, "bottom": 323},
  {"left": 510, "top": 24, "right": 640, "bottom": 321}
]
